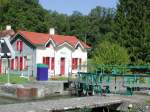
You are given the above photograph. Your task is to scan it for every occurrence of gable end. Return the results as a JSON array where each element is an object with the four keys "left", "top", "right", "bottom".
[{"left": 11, "top": 33, "right": 36, "bottom": 49}]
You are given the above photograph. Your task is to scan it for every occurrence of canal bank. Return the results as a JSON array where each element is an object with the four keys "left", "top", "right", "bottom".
[
  {"left": 0, "top": 96, "right": 122, "bottom": 112},
  {"left": 0, "top": 81, "right": 70, "bottom": 100},
  {"left": 0, "top": 94, "right": 149, "bottom": 112}
]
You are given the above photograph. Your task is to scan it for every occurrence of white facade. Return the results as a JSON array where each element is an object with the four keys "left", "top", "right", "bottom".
[{"left": 9, "top": 34, "right": 89, "bottom": 77}]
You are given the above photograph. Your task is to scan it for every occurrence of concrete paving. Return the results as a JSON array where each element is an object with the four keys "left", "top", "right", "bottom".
[{"left": 0, "top": 96, "right": 122, "bottom": 112}]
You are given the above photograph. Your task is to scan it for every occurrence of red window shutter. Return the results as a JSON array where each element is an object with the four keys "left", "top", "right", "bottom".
[
  {"left": 20, "top": 57, "right": 23, "bottom": 71},
  {"left": 11, "top": 59, "right": 14, "bottom": 70},
  {"left": 20, "top": 41, "right": 23, "bottom": 51},
  {"left": 46, "top": 57, "right": 50, "bottom": 68},
  {"left": 51, "top": 57, "right": 54, "bottom": 70},
  {"left": 72, "top": 58, "right": 78, "bottom": 70}
]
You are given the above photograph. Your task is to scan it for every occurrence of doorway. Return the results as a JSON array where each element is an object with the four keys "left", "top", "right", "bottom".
[{"left": 60, "top": 58, "right": 65, "bottom": 75}]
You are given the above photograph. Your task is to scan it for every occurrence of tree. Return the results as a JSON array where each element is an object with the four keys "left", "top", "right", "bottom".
[
  {"left": 0, "top": 0, "right": 51, "bottom": 32},
  {"left": 0, "top": 0, "right": 9, "bottom": 30},
  {"left": 92, "top": 40, "right": 130, "bottom": 65},
  {"left": 113, "top": 0, "right": 150, "bottom": 64},
  {"left": 87, "top": 7, "right": 115, "bottom": 46},
  {"left": 0, "top": 0, "right": 116, "bottom": 61},
  {"left": 0, "top": 0, "right": 9, "bottom": 8}
]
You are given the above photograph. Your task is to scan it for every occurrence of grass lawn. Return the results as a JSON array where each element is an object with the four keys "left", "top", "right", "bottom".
[
  {"left": 145, "top": 99, "right": 150, "bottom": 104},
  {"left": 50, "top": 75, "right": 76, "bottom": 81},
  {"left": 0, "top": 74, "right": 29, "bottom": 84}
]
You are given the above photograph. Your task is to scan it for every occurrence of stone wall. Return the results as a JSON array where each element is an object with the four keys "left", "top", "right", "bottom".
[{"left": 0, "top": 81, "right": 69, "bottom": 99}]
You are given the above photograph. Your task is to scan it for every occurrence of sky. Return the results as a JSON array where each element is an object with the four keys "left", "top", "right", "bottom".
[{"left": 39, "top": 0, "right": 118, "bottom": 15}]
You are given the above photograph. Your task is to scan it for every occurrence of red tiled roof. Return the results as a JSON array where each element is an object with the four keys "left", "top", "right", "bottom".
[
  {"left": 51, "top": 35, "right": 78, "bottom": 46},
  {"left": 17, "top": 31, "right": 91, "bottom": 49},
  {"left": 19, "top": 31, "right": 50, "bottom": 45}
]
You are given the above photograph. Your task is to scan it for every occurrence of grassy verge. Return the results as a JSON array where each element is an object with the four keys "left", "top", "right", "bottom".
[
  {"left": 50, "top": 76, "right": 76, "bottom": 81},
  {"left": 0, "top": 74, "right": 29, "bottom": 84},
  {"left": 145, "top": 99, "right": 150, "bottom": 104}
]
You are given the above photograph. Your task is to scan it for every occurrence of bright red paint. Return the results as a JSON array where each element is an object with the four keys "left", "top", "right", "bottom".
[
  {"left": 18, "top": 31, "right": 91, "bottom": 49},
  {"left": 43, "top": 57, "right": 50, "bottom": 68},
  {"left": 20, "top": 41, "right": 23, "bottom": 52},
  {"left": 16, "top": 40, "right": 23, "bottom": 52},
  {"left": 72, "top": 58, "right": 78, "bottom": 70},
  {"left": 20, "top": 57, "right": 23, "bottom": 71},
  {"left": 51, "top": 57, "right": 54, "bottom": 70},
  {"left": 60, "top": 58, "right": 65, "bottom": 75}
]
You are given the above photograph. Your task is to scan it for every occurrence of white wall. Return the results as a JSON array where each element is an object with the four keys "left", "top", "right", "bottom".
[
  {"left": 10, "top": 38, "right": 88, "bottom": 77},
  {"left": 72, "top": 46, "right": 87, "bottom": 73},
  {"left": 36, "top": 43, "right": 87, "bottom": 77},
  {"left": 36, "top": 45, "right": 55, "bottom": 76},
  {"left": 55, "top": 44, "right": 72, "bottom": 77}
]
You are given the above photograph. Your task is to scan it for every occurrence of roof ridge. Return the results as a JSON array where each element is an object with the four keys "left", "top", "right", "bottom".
[
  {"left": 18, "top": 30, "right": 49, "bottom": 35},
  {"left": 16, "top": 30, "right": 91, "bottom": 49},
  {"left": 18, "top": 30, "right": 78, "bottom": 38}
]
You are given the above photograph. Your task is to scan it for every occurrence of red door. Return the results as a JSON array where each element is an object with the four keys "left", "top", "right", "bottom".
[
  {"left": 20, "top": 57, "right": 23, "bottom": 71},
  {"left": 60, "top": 58, "right": 65, "bottom": 75},
  {"left": 0, "top": 59, "right": 2, "bottom": 74}
]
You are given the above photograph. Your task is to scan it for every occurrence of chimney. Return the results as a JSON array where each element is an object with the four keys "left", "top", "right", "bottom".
[
  {"left": 6, "top": 25, "right": 11, "bottom": 30},
  {"left": 49, "top": 28, "right": 55, "bottom": 35}
]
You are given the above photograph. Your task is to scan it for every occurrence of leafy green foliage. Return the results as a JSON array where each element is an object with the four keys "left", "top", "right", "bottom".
[
  {"left": 0, "top": 0, "right": 149, "bottom": 65},
  {"left": 0, "top": 0, "right": 114, "bottom": 48},
  {"left": 92, "top": 41, "right": 130, "bottom": 65},
  {"left": 113, "top": 0, "right": 150, "bottom": 64},
  {"left": 0, "top": 0, "right": 50, "bottom": 32}
]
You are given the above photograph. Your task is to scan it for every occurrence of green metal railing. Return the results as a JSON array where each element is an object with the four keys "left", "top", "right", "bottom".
[{"left": 75, "top": 64, "right": 150, "bottom": 96}]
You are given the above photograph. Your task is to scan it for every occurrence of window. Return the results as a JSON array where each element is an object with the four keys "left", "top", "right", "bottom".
[
  {"left": 47, "top": 44, "right": 51, "bottom": 48},
  {"left": 20, "top": 41, "right": 23, "bottom": 51},
  {"left": 20, "top": 57, "right": 23, "bottom": 71},
  {"left": 16, "top": 40, "right": 23, "bottom": 51},
  {"left": 51, "top": 57, "right": 55, "bottom": 70},
  {"left": 11, "top": 59, "right": 14, "bottom": 70},
  {"left": 72, "top": 58, "right": 78, "bottom": 70},
  {"left": 43, "top": 57, "right": 50, "bottom": 68},
  {"left": 24, "top": 56, "right": 28, "bottom": 70}
]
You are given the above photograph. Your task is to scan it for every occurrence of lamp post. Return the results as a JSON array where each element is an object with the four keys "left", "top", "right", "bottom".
[{"left": 5, "top": 53, "right": 11, "bottom": 86}]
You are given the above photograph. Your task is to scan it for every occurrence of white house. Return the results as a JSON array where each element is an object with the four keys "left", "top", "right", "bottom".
[{"left": 9, "top": 29, "right": 90, "bottom": 77}]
